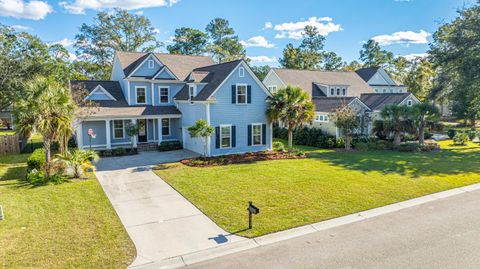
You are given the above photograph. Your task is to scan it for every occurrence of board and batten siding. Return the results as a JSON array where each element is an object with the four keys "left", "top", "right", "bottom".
[{"left": 209, "top": 63, "right": 272, "bottom": 156}]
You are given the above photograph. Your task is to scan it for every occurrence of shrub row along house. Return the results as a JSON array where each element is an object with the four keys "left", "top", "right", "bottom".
[
  {"left": 263, "top": 67, "right": 420, "bottom": 137},
  {"left": 70, "top": 52, "right": 272, "bottom": 156}
]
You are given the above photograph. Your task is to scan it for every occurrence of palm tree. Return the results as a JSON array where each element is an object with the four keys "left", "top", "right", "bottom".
[
  {"left": 380, "top": 105, "right": 410, "bottom": 148},
  {"left": 14, "top": 77, "right": 75, "bottom": 178},
  {"left": 56, "top": 149, "right": 99, "bottom": 178},
  {"left": 411, "top": 103, "right": 440, "bottom": 145},
  {"left": 266, "top": 85, "right": 315, "bottom": 151}
]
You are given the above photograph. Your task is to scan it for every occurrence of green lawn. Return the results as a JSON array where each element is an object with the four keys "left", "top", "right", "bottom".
[
  {"left": 154, "top": 140, "right": 480, "bottom": 238},
  {"left": 0, "top": 154, "right": 135, "bottom": 268},
  {"left": 0, "top": 129, "right": 16, "bottom": 135}
]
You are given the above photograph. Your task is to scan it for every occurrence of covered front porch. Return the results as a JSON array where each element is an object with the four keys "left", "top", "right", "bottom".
[{"left": 76, "top": 115, "right": 182, "bottom": 150}]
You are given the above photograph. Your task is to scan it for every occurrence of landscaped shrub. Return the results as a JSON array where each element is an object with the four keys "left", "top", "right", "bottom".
[
  {"left": 272, "top": 141, "right": 285, "bottom": 152},
  {"left": 27, "top": 148, "right": 46, "bottom": 172},
  {"left": 113, "top": 147, "right": 127, "bottom": 156},
  {"left": 273, "top": 126, "right": 288, "bottom": 140},
  {"left": 467, "top": 130, "right": 477, "bottom": 141},
  {"left": 398, "top": 141, "right": 440, "bottom": 152},
  {"left": 103, "top": 149, "right": 113, "bottom": 157},
  {"left": 316, "top": 136, "right": 337, "bottom": 148},
  {"left": 453, "top": 132, "right": 469, "bottom": 146},
  {"left": 447, "top": 129, "right": 456, "bottom": 139},
  {"left": 293, "top": 127, "right": 324, "bottom": 147},
  {"left": 335, "top": 138, "right": 346, "bottom": 148},
  {"left": 159, "top": 140, "right": 183, "bottom": 151}
]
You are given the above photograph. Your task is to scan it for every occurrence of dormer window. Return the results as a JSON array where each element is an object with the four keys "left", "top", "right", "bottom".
[
  {"left": 336, "top": 88, "right": 340, "bottom": 96},
  {"left": 148, "top": 60, "right": 154, "bottom": 69},
  {"left": 407, "top": 100, "right": 413, "bottom": 107},
  {"left": 239, "top": 67, "right": 245, "bottom": 77},
  {"left": 342, "top": 88, "right": 346, "bottom": 96},
  {"left": 330, "top": 88, "right": 334, "bottom": 96},
  {"left": 268, "top": 85, "right": 277, "bottom": 93},
  {"left": 189, "top": 85, "right": 196, "bottom": 101}
]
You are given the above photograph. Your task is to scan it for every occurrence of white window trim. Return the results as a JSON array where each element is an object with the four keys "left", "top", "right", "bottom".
[
  {"left": 268, "top": 85, "right": 277, "bottom": 93},
  {"left": 220, "top": 124, "right": 232, "bottom": 149},
  {"left": 135, "top": 86, "right": 147, "bottom": 104},
  {"left": 239, "top": 67, "right": 245, "bottom": 77},
  {"left": 188, "top": 84, "right": 197, "bottom": 101},
  {"left": 315, "top": 114, "right": 329, "bottom": 123},
  {"left": 161, "top": 118, "right": 171, "bottom": 136},
  {"left": 159, "top": 86, "right": 170, "bottom": 104},
  {"left": 113, "top": 120, "right": 125, "bottom": 139},
  {"left": 148, "top": 60, "right": 154, "bottom": 69},
  {"left": 84, "top": 85, "right": 117, "bottom": 101},
  {"left": 236, "top": 83, "right": 248, "bottom": 104},
  {"left": 251, "top": 123, "right": 263, "bottom": 146}
]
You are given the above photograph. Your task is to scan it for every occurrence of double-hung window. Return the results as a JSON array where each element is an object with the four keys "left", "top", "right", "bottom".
[
  {"left": 268, "top": 85, "right": 277, "bottom": 93},
  {"left": 189, "top": 85, "right": 196, "bottom": 101},
  {"left": 342, "top": 88, "right": 346, "bottom": 96},
  {"left": 136, "top": 87, "right": 146, "bottom": 104},
  {"left": 336, "top": 88, "right": 340, "bottom": 95},
  {"left": 330, "top": 88, "right": 334, "bottom": 96},
  {"left": 220, "top": 125, "right": 232, "bottom": 148},
  {"left": 162, "top": 118, "right": 170, "bottom": 136},
  {"left": 159, "top": 87, "right": 169, "bottom": 104},
  {"left": 252, "top": 124, "right": 262, "bottom": 146},
  {"left": 236, "top": 84, "right": 247, "bottom": 104},
  {"left": 315, "top": 114, "right": 329, "bottom": 122},
  {"left": 113, "top": 120, "right": 124, "bottom": 139}
]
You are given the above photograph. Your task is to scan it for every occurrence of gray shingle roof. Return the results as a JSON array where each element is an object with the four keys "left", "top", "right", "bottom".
[
  {"left": 174, "top": 60, "right": 242, "bottom": 101},
  {"left": 312, "top": 97, "right": 356, "bottom": 112},
  {"left": 355, "top": 67, "right": 380, "bottom": 82},
  {"left": 360, "top": 93, "right": 411, "bottom": 111},
  {"left": 116, "top": 51, "right": 215, "bottom": 81},
  {"left": 70, "top": 80, "right": 181, "bottom": 118},
  {"left": 272, "top": 68, "right": 374, "bottom": 97}
]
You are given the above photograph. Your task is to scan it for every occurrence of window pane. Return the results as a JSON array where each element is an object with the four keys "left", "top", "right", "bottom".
[
  {"left": 160, "top": 88, "right": 169, "bottom": 103},
  {"left": 114, "top": 129, "right": 123, "bottom": 138},
  {"left": 162, "top": 119, "right": 169, "bottom": 135},
  {"left": 252, "top": 125, "right": 262, "bottom": 145},
  {"left": 221, "top": 126, "right": 231, "bottom": 148},
  {"left": 137, "top": 88, "right": 146, "bottom": 103}
]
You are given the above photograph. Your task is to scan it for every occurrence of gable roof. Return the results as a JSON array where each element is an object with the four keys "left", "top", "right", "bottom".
[
  {"left": 116, "top": 51, "right": 215, "bottom": 81},
  {"left": 174, "top": 59, "right": 243, "bottom": 101},
  {"left": 70, "top": 80, "right": 181, "bottom": 117},
  {"left": 355, "top": 67, "right": 380, "bottom": 82},
  {"left": 360, "top": 93, "right": 412, "bottom": 111},
  {"left": 271, "top": 68, "right": 374, "bottom": 97},
  {"left": 312, "top": 97, "right": 356, "bottom": 113}
]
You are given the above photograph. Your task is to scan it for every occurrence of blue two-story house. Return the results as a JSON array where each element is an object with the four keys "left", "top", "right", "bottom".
[{"left": 70, "top": 51, "right": 273, "bottom": 156}]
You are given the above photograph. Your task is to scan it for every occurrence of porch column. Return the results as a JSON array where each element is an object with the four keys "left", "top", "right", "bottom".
[
  {"left": 335, "top": 127, "right": 340, "bottom": 138},
  {"left": 131, "top": 119, "right": 137, "bottom": 148},
  {"left": 76, "top": 121, "right": 83, "bottom": 149},
  {"left": 158, "top": 118, "right": 163, "bottom": 145},
  {"left": 105, "top": 119, "right": 111, "bottom": 149}
]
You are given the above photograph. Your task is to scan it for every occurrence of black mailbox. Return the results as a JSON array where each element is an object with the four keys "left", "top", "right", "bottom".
[{"left": 248, "top": 201, "right": 259, "bottom": 229}]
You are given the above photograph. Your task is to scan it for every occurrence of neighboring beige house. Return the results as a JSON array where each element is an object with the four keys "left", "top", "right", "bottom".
[
  {"left": 356, "top": 67, "right": 407, "bottom": 94},
  {"left": 263, "top": 68, "right": 421, "bottom": 137}
]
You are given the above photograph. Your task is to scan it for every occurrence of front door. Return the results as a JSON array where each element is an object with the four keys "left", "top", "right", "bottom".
[{"left": 138, "top": 119, "right": 148, "bottom": 143}]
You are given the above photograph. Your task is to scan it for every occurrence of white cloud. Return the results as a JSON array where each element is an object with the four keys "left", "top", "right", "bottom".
[
  {"left": 11, "top": 24, "right": 30, "bottom": 30},
  {"left": 59, "top": 0, "right": 179, "bottom": 14},
  {"left": 248, "top": 56, "right": 277, "bottom": 64},
  {"left": 263, "top": 22, "right": 272, "bottom": 30},
  {"left": 402, "top": 53, "right": 428, "bottom": 61},
  {"left": 68, "top": 52, "right": 77, "bottom": 61},
  {"left": 273, "top": 16, "right": 342, "bottom": 39},
  {"left": 51, "top": 38, "right": 75, "bottom": 47},
  {"left": 0, "top": 0, "right": 52, "bottom": 20},
  {"left": 153, "top": 28, "right": 160, "bottom": 34},
  {"left": 372, "top": 30, "right": 430, "bottom": 46},
  {"left": 240, "top": 36, "right": 274, "bottom": 48}
]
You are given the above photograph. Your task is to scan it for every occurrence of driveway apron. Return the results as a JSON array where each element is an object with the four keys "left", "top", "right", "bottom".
[{"left": 95, "top": 150, "right": 246, "bottom": 268}]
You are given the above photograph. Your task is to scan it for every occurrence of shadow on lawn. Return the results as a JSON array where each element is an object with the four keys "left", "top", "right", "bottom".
[{"left": 307, "top": 147, "right": 480, "bottom": 178}]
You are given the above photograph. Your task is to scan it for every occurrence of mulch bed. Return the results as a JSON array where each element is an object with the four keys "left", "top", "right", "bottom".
[{"left": 181, "top": 150, "right": 306, "bottom": 167}]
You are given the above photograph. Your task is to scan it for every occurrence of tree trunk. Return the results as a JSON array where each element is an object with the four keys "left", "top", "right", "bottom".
[
  {"left": 345, "top": 135, "right": 351, "bottom": 150},
  {"left": 203, "top": 137, "right": 207, "bottom": 160},
  {"left": 393, "top": 131, "right": 401, "bottom": 148},
  {"left": 470, "top": 118, "right": 476, "bottom": 128},
  {"left": 44, "top": 137, "right": 51, "bottom": 179},
  {"left": 419, "top": 123, "right": 425, "bottom": 145},
  {"left": 287, "top": 127, "right": 293, "bottom": 152}
]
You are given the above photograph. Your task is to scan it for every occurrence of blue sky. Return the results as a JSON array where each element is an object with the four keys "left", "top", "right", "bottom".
[{"left": 0, "top": 0, "right": 474, "bottom": 66}]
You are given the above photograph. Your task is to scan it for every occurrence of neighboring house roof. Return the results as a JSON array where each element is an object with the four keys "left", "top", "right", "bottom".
[
  {"left": 174, "top": 59, "right": 243, "bottom": 101},
  {"left": 355, "top": 67, "right": 380, "bottom": 82},
  {"left": 271, "top": 68, "right": 374, "bottom": 97},
  {"left": 187, "top": 71, "right": 211, "bottom": 83},
  {"left": 116, "top": 51, "right": 215, "bottom": 81},
  {"left": 312, "top": 97, "right": 356, "bottom": 112},
  {"left": 360, "top": 93, "right": 412, "bottom": 111},
  {"left": 70, "top": 80, "right": 181, "bottom": 118}
]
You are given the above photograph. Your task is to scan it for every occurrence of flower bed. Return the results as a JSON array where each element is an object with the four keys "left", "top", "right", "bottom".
[{"left": 181, "top": 150, "right": 306, "bottom": 167}]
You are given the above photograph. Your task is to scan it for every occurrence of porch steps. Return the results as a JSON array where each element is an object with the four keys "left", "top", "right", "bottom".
[{"left": 137, "top": 143, "right": 159, "bottom": 152}]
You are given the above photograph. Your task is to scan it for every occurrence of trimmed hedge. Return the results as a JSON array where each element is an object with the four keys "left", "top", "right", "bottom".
[
  {"left": 273, "top": 126, "right": 344, "bottom": 149},
  {"left": 27, "top": 148, "right": 46, "bottom": 172},
  {"left": 159, "top": 140, "right": 183, "bottom": 152}
]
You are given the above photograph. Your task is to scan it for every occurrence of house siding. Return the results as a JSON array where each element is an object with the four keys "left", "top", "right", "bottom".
[
  {"left": 152, "top": 83, "right": 184, "bottom": 106},
  {"left": 131, "top": 55, "right": 163, "bottom": 77},
  {"left": 82, "top": 121, "right": 107, "bottom": 147},
  {"left": 209, "top": 64, "right": 272, "bottom": 156},
  {"left": 263, "top": 71, "right": 286, "bottom": 91}
]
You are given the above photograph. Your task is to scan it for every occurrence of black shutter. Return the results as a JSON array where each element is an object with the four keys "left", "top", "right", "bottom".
[
  {"left": 215, "top": 126, "right": 220, "bottom": 149},
  {"left": 247, "top": 85, "right": 252, "bottom": 104},
  {"left": 231, "top": 85, "right": 236, "bottom": 104},
  {"left": 247, "top": 124, "right": 252, "bottom": 146},
  {"left": 262, "top": 124, "right": 267, "bottom": 145},
  {"left": 232, "top": 126, "right": 236, "bottom": 147}
]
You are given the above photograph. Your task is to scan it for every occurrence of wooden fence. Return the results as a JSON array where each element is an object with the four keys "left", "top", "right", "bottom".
[{"left": 0, "top": 134, "right": 20, "bottom": 155}]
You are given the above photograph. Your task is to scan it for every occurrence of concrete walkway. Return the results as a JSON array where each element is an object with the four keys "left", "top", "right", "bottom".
[{"left": 95, "top": 150, "right": 246, "bottom": 268}]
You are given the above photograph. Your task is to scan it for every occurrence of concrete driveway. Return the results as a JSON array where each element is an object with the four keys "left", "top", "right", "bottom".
[{"left": 95, "top": 150, "right": 246, "bottom": 268}]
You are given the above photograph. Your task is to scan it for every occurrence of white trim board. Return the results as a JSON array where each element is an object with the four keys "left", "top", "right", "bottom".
[{"left": 84, "top": 85, "right": 117, "bottom": 101}]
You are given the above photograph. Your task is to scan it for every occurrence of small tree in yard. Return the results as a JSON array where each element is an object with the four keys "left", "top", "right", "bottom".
[
  {"left": 266, "top": 85, "right": 315, "bottom": 152},
  {"left": 56, "top": 149, "right": 99, "bottom": 178},
  {"left": 125, "top": 122, "right": 139, "bottom": 150},
  {"left": 187, "top": 119, "right": 214, "bottom": 159},
  {"left": 410, "top": 103, "right": 440, "bottom": 145},
  {"left": 332, "top": 105, "right": 359, "bottom": 150}
]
